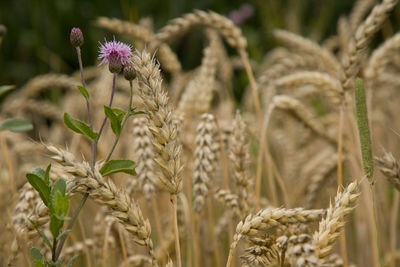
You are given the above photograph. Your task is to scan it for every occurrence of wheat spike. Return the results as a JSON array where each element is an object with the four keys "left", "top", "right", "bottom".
[
  {"left": 132, "top": 49, "right": 183, "bottom": 195},
  {"left": 192, "top": 113, "right": 219, "bottom": 213},
  {"left": 131, "top": 117, "right": 156, "bottom": 200},
  {"left": 312, "top": 180, "right": 360, "bottom": 259}
]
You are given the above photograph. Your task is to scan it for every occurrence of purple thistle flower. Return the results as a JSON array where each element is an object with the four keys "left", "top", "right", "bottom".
[{"left": 98, "top": 38, "right": 132, "bottom": 67}]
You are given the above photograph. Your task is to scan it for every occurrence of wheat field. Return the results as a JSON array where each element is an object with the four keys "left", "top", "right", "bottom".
[{"left": 1, "top": 0, "right": 400, "bottom": 266}]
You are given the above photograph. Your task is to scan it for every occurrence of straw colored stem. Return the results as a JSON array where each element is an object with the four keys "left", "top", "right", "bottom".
[
  {"left": 256, "top": 104, "right": 276, "bottom": 209},
  {"left": 118, "top": 225, "right": 129, "bottom": 267},
  {"left": 207, "top": 196, "right": 222, "bottom": 267},
  {"left": 337, "top": 100, "right": 348, "bottom": 267},
  {"left": 172, "top": 194, "right": 182, "bottom": 267},
  {"left": 390, "top": 191, "right": 400, "bottom": 267},
  {"left": 238, "top": 48, "right": 262, "bottom": 124}
]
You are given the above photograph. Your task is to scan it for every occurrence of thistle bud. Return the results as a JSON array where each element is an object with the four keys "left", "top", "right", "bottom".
[
  {"left": 123, "top": 64, "right": 135, "bottom": 81},
  {"left": 70, "top": 27, "right": 84, "bottom": 47},
  {"left": 0, "top": 24, "right": 7, "bottom": 37},
  {"left": 108, "top": 52, "right": 122, "bottom": 73}
]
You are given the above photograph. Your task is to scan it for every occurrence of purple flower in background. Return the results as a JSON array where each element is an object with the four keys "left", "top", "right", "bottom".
[
  {"left": 98, "top": 38, "right": 132, "bottom": 66},
  {"left": 228, "top": 3, "right": 255, "bottom": 25}
]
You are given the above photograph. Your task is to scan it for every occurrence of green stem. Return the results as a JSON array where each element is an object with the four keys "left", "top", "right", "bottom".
[
  {"left": 104, "top": 80, "right": 133, "bottom": 162},
  {"left": 54, "top": 73, "right": 117, "bottom": 261}
]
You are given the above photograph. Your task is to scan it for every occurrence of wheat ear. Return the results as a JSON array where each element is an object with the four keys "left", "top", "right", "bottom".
[{"left": 312, "top": 180, "right": 360, "bottom": 259}]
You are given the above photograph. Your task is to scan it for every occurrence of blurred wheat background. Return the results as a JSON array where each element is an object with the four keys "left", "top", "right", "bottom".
[{"left": 2, "top": 0, "right": 400, "bottom": 267}]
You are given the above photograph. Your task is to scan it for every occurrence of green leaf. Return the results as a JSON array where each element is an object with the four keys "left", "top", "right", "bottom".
[
  {"left": 51, "top": 178, "right": 66, "bottom": 196},
  {"left": 32, "top": 167, "right": 46, "bottom": 179},
  {"left": 30, "top": 247, "right": 44, "bottom": 261},
  {"left": 99, "top": 159, "right": 137, "bottom": 176},
  {"left": 46, "top": 258, "right": 62, "bottom": 267},
  {"left": 104, "top": 106, "right": 121, "bottom": 135},
  {"left": 56, "top": 229, "right": 71, "bottom": 242},
  {"left": 29, "top": 220, "right": 53, "bottom": 249},
  {"left": 44, "top": 164, "right": 51, "bottom": 187},
  {"left": 26, "top": 173, "right": 51, "bottom": 207},
  {"left": 30, "top": 248, "right": 45, "bottom": 267},
  {"left": 112, "top": 108, "right": 126, "bottom": 121},
  {"left": 66, "top": 255, "right": 79, "bottom": 267},
  {"left": 63, "top": 113, "right": 98, "bottom": 141},
  {"left": 77, "top": 85, "right": 89, "bottom": 100},
  {"left": 49, "top": 179, "right": 69, "bottom": 238},
  {"left": 128, "top": 109, "right": 145, "bottom": 116},
  {"left": 32, "top": 260, "right": 45, "bottom": 267},
  {"left": 0, "top": 85, "right": 15, "bottom": 97},
  {"left": 0, "top": 118, "right": 33, "bottom": 132}
]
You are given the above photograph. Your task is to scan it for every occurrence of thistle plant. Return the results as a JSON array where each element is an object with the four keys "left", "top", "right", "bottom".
[{"left": 22, "top": 28, "right": 144, "bottom": 266}]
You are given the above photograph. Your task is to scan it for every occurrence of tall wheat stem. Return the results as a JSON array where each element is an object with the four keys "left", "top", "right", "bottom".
[
  {"left": 337, "top": 99, "right": 348, "bottom": 267},
  {"left": 171, "top": 194, "right": 182, "bottom": 267},
  {"left": 206, "top": 196, "right": 222, "bottom": 267},
  {"left": 390, "top": 191, "right": 399, "bottom": 267}
]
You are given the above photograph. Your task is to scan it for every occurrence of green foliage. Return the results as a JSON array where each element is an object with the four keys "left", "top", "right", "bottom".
[
  {"left": 63, "top": 112, "right": 98, "bottom": 140},
  {"left": 27, "top": 165, "right": 72, "bottom": 265},
  {"left": 355, "top": 78, "right": 374, "bottom": 183},
  {"left": 30, "top": 248, "right": 45, "bottom": 267},
  {"left": 29, "top": 219, "right": 53, "bottom": 249},
  {"left": 66, "top": 255, "right": 78, "bottom": 267},
  {"left": 49, "top": 179, "right": 70, "bottom": 238},
  {"left": 104, "top": 106, "right": 144, "bottom": 136},
  {"left": 26, "top": 165, "right": 52, "bottom": 207},
  {"left": 104, "top": 105, "right": 122, "bottom": 135},
  {"left": 77, "top": 85, "right": 89, "bottom": 100},
  {"left": 100, "top": 159, "right": 137, "bottom": 176},
  {"left": 0, "top": 85, "right": 15, "bottom": 97},
  {"left": 0, "top": 118, "right": 33, "bottom": 132}
]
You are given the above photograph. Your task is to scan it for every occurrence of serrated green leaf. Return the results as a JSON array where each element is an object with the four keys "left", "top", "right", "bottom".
[
  {"left": 26, "top": 173, "right": 50, "bottom": 207},
  {"left": 63, "top": 113, "right": 98, "bottom": 141},
  {"left": 0, "top": 85, "right": 15, "bottom": 97},
  {"left": 104, "top": 106, "right": 121, "bottom": 135},
  {"left": 29, "top": 220, "right": 53, "bottom": 249},
  {"left": 0, "top": 118, "right": 33, "bottom": 132},
  {"left": 77, "top": 85, "right": 89, "bottom": 100},
  {"left": 99, "top": 159, "right": 137, "bottom": 176},
  {"left": 66, "top": 255, "right": 79, "bottom": 267}
]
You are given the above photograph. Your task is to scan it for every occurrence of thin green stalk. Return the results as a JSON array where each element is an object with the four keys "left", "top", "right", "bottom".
[
  {"left": 54, "top": 73, "right": 117, "bottom": 261},
  {"left": 76, "top": 47, "right": 92, "bottom": 128},
  {"left": 354, "top": 78, "right": 381, "bottom": 266},
  {"left": 104, "top": 80, "right": 133, "bottom": 162}
]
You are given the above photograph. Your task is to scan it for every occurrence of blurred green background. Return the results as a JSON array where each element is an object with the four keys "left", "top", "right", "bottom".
[{"left": 0, "top": 0, "right": 399, "bottom": 87}]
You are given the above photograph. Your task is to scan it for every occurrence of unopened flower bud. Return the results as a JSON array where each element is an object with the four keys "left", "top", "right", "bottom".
[
  {"left": 123, "top": 64, "right": 135, "bottom": 81},
  {"left": 0, "top": 25, "right": 7, "bottom": 37},
  {"left": 108, "top": 52, "right": 122, "bottom": 73},
  {"left": 70, "top": 27, "right": 84, "bottom": 47}
]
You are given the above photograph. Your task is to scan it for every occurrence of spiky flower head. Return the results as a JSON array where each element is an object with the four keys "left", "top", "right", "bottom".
[
  {"left": 123, "top": 63, "right": 135, "bottom": 81},
  {"left": 98, "top": 38, "right": 132, "bottom": 73},
  {"left": 70, "top": 27, "right": 84, "bottom": 47}
]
